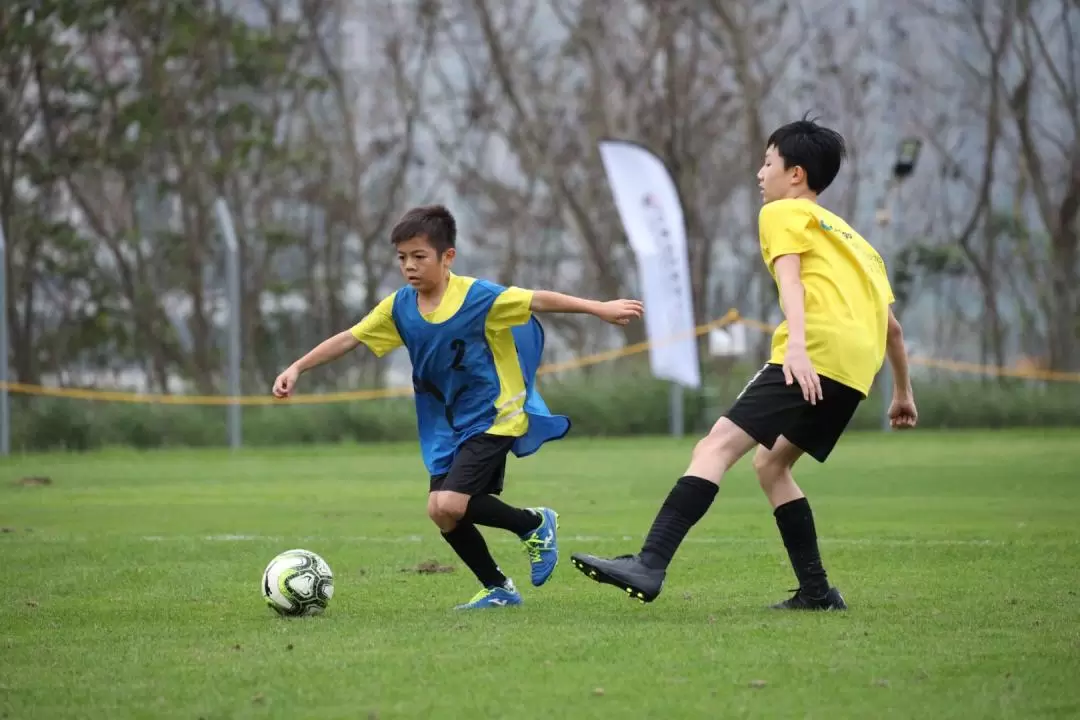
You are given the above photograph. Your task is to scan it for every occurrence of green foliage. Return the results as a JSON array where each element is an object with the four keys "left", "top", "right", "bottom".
[
  {"left": 1, "top": 0, "right": 335, "bottom": 394},
  {"left": 12, "top": 372, "right": 1080, "bottom": 452},
  {"left": 850, "top": 378, "right": 1080, "bottom": 430}
]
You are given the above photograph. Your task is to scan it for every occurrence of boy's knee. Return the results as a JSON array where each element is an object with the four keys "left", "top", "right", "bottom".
[
  {"left": 694, "top": 418, "right": 754, "bottom": 471},
  {"left": 752, "top": 443, "right": 799, "bottom": 490},
  {"left": 752, "top": 448, "right": 780, "bottom": 478},
  {"left": 426, "top": 495, "right": 456, "bottom": 532},
  {"left": 428, "top": 491, "right": 469, "bottom": 528}
]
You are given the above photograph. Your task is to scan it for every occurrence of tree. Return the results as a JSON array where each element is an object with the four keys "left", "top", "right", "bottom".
[
  {"left": 910, "top": 0, "right": 1080, "bottom": 371},
  {"left": 1, "top": 0, "right": 437, "bottom": 394},
  {"left": 1008, "top": 0, "right": 1080, "bottom": 370},
  {"left": 420, "top": 0, "right": 754, "bottom": 364}
]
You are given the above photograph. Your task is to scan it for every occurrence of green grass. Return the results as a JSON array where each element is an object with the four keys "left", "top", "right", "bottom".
[{"left": 2, "top": 430, "right": 1079, "bottom": 719}]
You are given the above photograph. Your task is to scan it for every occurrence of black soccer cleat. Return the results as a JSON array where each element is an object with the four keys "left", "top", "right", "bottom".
[
  {"left": 571, "top": 552, "right": 665, "bottom": 603},
  {"left": 770, "top": 586, "right": 848, "bottom": 611}
]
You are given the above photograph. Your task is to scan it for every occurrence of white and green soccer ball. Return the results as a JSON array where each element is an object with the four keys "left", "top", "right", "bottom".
[{"left": 261, "top": 548, "right": 334, "bottom": 617}]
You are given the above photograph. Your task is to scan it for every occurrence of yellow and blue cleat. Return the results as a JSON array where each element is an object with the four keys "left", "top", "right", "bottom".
[
  {"left": 520, "top": 507, "right": 560, "bottom": 586},
  {"left": 454, "top": 579, "right": 523, "bottom": 610}
]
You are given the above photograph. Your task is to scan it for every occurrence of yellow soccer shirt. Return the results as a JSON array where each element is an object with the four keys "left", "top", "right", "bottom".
[
  {"left": 758, "top": 198, "right": 894, "bottom": 396},
  {"left": 348, "top": 273, "right": 535, "bottom": 436}
]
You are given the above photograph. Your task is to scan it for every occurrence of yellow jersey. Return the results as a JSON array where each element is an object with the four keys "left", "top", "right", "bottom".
[{"left": 758, "top": 198, "right": 894, "bottom": 396}]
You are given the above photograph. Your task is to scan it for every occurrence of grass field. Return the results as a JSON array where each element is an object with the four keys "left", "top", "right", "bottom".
[{"left": 2, "top": 430, "right": 1079, "bottom": 719}]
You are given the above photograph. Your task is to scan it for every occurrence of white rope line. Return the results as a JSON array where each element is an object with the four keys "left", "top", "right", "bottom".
[
  {"left": 3, "top": 533, "right": 1049, "bottom": 547},
  {"left": 128, "top": 534, "right": 1014, "bottom": 546}
]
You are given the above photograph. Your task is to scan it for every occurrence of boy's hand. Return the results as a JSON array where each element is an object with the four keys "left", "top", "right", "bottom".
[
  {"left": 888, "top": 393, "right": 918, "bottom": 429},
  {"left": 783, "top": 346, "right": 823, "bottom": 405},
  {"left": 596, "top": 299, "right": 644, "bottom": 326},
  {"left": 273, "top": 366, "right": 300, "bottom": 398}
]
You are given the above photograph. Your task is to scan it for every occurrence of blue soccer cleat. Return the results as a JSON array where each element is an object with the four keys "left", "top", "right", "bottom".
[
  {"left": 454, "top": 579, "right": 523, "bottom": 610},
  {"left": 520, "top": 507, "right": 560, "bottom": 586}
]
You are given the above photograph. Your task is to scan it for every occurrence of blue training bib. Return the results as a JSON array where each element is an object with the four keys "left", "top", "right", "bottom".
[{"left": 391, "top": 280, "right": 570, "bottom": 475}]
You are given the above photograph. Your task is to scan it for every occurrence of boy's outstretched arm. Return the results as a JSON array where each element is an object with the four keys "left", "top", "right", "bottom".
[
  {"left": 274, "top": 295, "right": 401, "bottom": 399},
  {"left": 273, "top": 331, "right": 360, "bottom": 398},
  {"left": 529, "top": 290, "right": 644, "bottom": 326},
  {"left": 885, "top": 308, "right": 918, "bottom": 429}
]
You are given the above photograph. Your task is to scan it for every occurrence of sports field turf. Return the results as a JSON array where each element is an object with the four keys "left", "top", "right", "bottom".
[{"left": 2, "top": 429, "right": 1079, "bottom": 719}]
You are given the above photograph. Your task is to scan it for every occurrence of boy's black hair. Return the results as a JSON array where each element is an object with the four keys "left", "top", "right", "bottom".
[
  {"left": 390, "top": 204, "right": 457, "bottom": 255},
  {"left": 766, "top": 114, "right": 846, "bottom": 194}
]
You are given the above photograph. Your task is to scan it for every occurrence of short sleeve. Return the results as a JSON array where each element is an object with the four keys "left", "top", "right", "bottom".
[
  {"left": 485, "top": 286, "right": 535, "bottom": 331},
  {"left": 759, "top": 201, "right": 814, "bottom": 267},
  {"left": 348, "top": 293, "right": 403, "bottom": 357}
]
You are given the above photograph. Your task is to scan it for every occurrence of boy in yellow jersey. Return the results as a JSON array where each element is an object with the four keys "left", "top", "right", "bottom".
[
  {"left": 272, "top": 205, "right": 643, "bottom": 610},
  {"left": 572, "top": 117, "right": 919, "bottom": 610}
]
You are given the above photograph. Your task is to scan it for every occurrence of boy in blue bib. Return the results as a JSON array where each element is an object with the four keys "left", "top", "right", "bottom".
[{"left": 273, "top": 204, "right": 643, "bottom": 609}]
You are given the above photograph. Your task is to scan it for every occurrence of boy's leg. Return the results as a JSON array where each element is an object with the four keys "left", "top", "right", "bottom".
[
  {"left": 464, "top": 494, "right": 541, "bottom": 535},
  {"left": 570, "top": 364, "right": 807, "bottom": 603},
  {"left": 569, "top": 417, "right": 756, "bottom": 601},
  {"left": 431, "top": 434, "right": 561, "bottom": 591},
  {"left": 428, "top": 489, "right": 507, "bottom": 589},
  {"left": 752, "top": 438, "right": 844, "bottom": 610},
  {"left": 752, "top": 375, "right": 862, "bottom": 610},
  {"left": 429, "top": 479, "right": 522, "bottom": 610},
  {"left": 433, "top": 435, "right": 539, "bottom": 533}
]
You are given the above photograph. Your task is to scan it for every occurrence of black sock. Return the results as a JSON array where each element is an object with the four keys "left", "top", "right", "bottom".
[
  {"left": 441, "top": 523, "right": 507, "bottom": 588},
  {"left": 774, "top": 497, "right": 830, "bottom": 597},
  {"left": 463, "top": 494, "right": 541, "bottom": 536},
  {"left": 639, "top": 476, "right": 719, "bottom": 570}
]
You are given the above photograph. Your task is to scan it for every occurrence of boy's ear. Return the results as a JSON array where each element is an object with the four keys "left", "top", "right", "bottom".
[{"left": 442, "top": 247, "right": 457, "bottom": 264}]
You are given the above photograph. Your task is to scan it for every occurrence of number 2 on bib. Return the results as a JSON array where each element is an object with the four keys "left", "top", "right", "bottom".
[{"left": 449, "top": 339, "right": 466, "bottom": 371}]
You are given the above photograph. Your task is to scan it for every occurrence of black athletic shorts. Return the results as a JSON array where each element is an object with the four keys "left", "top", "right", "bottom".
[
  {"left": 429, "top": 433, "right": 518, "bottom": 496},
  {"left": 724, "top": 363, "right": 864, "bottom": 463}
]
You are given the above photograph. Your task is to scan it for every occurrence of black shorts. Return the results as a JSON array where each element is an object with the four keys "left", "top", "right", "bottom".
[
  {"left": 724, "top": 363, "right": 864, "bottom": 463},
  {"left": 429, "top": 433, "right": 518, "bottom": 496}
]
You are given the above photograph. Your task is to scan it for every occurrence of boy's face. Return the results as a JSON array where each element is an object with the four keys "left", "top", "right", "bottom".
[
  {"left": 757, "top": 145, "right": 801, "bottom": 203},
  {"left": 396, "top": 235, "right": 454, "bottom": 293}
]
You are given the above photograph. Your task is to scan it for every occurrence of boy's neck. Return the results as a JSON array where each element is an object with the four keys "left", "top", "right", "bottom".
[
  {"left": 418, "top": 273, "right": 452, "bottom": 303},
  {"left": 785, "top": 188, "right": 818, "bottom": 203}
]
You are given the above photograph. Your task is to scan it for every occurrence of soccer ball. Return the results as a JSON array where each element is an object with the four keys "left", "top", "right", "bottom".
[{"left": 261, "top": 548, "right": 334, "bottom": 617}]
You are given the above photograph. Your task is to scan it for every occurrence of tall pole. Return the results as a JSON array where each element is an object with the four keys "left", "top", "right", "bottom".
[
  {"left": 0, "top": 222, "right": 9, "bottom": 456},
  {"left": 669, "top": 383, "right": 685, "bottom": 438},
  {"left": 214, "top": 198, "right": 242, "bottom": 451}
]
